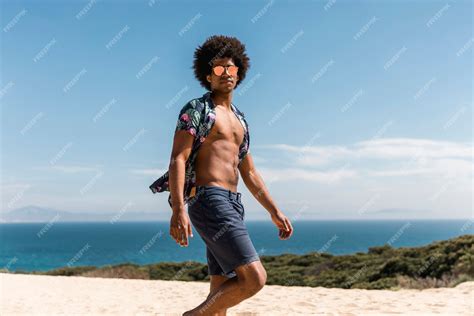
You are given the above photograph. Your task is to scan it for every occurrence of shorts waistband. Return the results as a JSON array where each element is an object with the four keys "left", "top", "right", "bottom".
[{"left": 195, "top": 185, "right": 242, "bottom": 203}]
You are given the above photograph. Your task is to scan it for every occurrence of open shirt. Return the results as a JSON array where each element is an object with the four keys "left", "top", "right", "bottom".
[{"left": 149, "top": 91, "right": 250, "bottom": 208}]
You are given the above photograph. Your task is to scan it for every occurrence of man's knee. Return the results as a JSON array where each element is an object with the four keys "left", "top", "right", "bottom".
[
  {"left": 252, "top": 272, "right": 266, "bottom": 293},
  {"left": 236, "top": 261, "right": 267, "bottom": 295}
]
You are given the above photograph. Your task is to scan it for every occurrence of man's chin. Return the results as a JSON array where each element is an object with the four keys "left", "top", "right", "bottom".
[{"left": 214, "top": 86, "right": 235, "bottom": 93}]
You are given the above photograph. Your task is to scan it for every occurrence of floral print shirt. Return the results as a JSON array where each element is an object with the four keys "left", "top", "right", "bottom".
[{"left": 149, "top": 91, "right": 250, "bottom": 208}]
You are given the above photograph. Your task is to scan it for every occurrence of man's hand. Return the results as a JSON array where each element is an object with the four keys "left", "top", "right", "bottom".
[
  {"left": 170, "top": 209, "right": 193, "bottom": 247},
  {"left": 270, "top": 211, "right": 294, "bottom": 240}
]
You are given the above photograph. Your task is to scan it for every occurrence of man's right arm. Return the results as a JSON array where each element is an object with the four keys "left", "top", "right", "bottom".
[
  {"left": 168, "top": 101, "right": 201, "bottom": 247},
  {"left": 168, "top": 130, "right": 194, "bottom": 213},
  {"left": 168, "top": 100, "right": 201, "bottom": 212}
]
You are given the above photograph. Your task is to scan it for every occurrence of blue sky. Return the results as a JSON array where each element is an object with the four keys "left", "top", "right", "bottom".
[{"left": 1, "top": 0, "right": 472, "bottom": 220}]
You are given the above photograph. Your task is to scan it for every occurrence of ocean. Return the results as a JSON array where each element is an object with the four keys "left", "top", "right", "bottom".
[{"left": 1, "top": 220, "right": 472, "bottom": 272}]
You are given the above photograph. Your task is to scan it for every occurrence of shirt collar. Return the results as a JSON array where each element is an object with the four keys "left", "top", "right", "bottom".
[
  {"left": 203, "top": 91, "right": 216, "bottom": 109},
  {"left": 204, "top": 91, "right": 239, "bottom": 114}
]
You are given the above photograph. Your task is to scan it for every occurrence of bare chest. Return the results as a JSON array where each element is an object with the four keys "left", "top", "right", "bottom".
[{"left": 207, "top": 107, "right": 245, "bottom": 146}]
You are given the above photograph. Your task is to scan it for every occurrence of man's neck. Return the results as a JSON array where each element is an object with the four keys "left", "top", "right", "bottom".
[{"left": 210, "top": 90, "right": 233, "bottom": 111}]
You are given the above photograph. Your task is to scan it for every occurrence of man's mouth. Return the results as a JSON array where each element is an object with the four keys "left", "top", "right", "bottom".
[{"left": 220, "top": 78, "right": 233, "bottom": 84}]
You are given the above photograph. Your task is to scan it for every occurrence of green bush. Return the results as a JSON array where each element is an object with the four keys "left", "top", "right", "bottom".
[{"left": 22, "top": 234, "right": 473, "bottom": 290}]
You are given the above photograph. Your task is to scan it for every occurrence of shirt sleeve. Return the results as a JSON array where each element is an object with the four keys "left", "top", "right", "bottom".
[
  {"left": 241, "top": 116, "right": 251, "bottom": 160},
  {"left": 175, "top": 101, "right": 201, "bottom": 138}
]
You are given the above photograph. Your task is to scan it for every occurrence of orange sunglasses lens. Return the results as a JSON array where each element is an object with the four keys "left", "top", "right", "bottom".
[
  {"left": 228, "top": 65, "right": 238, "bottom": 76},
  {"left": 212, "top": 66, "right": 224, "bottom": 76},
  {"left": 213, "top": 65, "right": 238, "bottom": 76}
]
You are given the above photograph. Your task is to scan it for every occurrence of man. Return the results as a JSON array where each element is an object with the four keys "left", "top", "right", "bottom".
[{"left": 149, "top": 35, "right": 294, "bottom": 315}]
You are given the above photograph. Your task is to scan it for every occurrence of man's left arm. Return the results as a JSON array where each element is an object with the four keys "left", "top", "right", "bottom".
[{"left": 238, "top": 153, "right": 293, "bottom": 240}]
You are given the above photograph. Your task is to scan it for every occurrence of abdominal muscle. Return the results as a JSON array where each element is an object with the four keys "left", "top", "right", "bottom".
[
  {"left": 194, "top": 108, "right": 244, "bottom": 193},
  {"left": 194, "top": 139, "right": 240, "bottom": 193}
]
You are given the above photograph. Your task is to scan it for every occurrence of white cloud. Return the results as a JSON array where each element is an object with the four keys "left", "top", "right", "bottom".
[
  {"left": 0, "top": 183, "right": 31, "bottom": 195},
  {"left": 52, "top": 165, "right": 99, "bottom": 173},
  {"left": 33, "top": 165, "right": 100, "bottom": 173},
  {"left": 354, "top": 138, "right": 472, "bottom": 160},
  {"left": 369, "top": 158, "right": 473, "bottom": 177},
  {"left": 130, "top": 168, "right": 167, "bottom": 176},
  {"left": 258, "top": 166, "right": 357, "bottom": 183},
  {"left": 254, "top": 138, "right": 473, "bottom": 180}
]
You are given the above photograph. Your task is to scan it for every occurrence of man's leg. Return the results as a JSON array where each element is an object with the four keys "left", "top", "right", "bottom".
[
  {"left": 184, "top": 186, "right": 264, "bottom": 315},
  {"left": 205, "top": 247, "right": 235, "bottom": 316},
  {"left": 207, "top": 275, "right": 231, "bottom": 316},
  {"left": 183, "top": 260, "right": 267, "bottom": 315}
]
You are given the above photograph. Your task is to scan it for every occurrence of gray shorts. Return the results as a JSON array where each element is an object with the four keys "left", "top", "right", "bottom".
[{"left": 187, "top": 185, "right": 260, "bottom": 278}]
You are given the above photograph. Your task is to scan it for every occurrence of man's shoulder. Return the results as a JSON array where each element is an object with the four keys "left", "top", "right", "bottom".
[{"left": 179, "top": 92, "right": 210, "bottom": 112}]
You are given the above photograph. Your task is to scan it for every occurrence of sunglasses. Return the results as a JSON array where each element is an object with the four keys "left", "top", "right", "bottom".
[{"left": 212, "top": 65, "right": 239, "bottom": 76}]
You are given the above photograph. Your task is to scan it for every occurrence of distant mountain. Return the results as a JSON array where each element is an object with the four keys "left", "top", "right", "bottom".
[{"left": 0, "top": 205, "right": 161, "bottom": 223}]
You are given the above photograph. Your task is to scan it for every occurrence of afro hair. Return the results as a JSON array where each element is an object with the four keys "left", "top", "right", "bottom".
[{"left": 193, "top": 35, "right": 250, "bottom": 91}]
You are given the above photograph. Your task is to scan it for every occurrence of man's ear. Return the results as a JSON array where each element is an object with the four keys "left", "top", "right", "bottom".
[{"left": 206, "top": 75, "right": 211, "bottom": 82}]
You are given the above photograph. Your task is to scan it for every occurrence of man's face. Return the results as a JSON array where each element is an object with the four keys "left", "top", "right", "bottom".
[{"left": 207, "top": 57, "right": 239, "bottom": 93}]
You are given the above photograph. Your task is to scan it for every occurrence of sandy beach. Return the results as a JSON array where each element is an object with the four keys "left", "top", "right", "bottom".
[{"left": 1, "top": 273, "right": 472, "bottom": 315}]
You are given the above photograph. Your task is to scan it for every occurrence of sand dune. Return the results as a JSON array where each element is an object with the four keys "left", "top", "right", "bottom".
[{"left": 1, "top": 273, "right": 472, "bottom": 315}]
